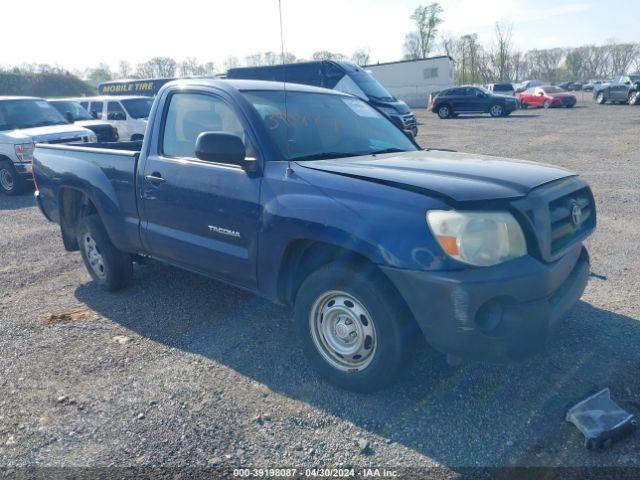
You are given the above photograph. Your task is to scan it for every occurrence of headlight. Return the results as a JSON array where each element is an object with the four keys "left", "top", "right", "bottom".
[
  {"left": 427, "top": 210, "right": 527, "bottom": 266},
  {"left": 14, "top": 143, "right": 35, "bottom": 163}
]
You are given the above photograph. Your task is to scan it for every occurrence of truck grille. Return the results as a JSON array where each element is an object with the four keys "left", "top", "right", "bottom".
[
  {"left": 548, "top": 187, "right": 595, "bottom": 255},
  {"left": 401, "top": 114, "right": 417, "bottom": 129}
]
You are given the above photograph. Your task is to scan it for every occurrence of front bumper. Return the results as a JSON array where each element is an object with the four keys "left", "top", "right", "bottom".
[
  {"left": 381, "top": 245, "right": 590, "bottom": 360},
  {"left": 12, "top": 162, "right": 33, "bottom": 181}
]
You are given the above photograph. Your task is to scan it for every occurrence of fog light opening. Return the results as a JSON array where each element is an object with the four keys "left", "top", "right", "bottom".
[{"left": 475, "top": 299, "right": 504, "bottom": 334}]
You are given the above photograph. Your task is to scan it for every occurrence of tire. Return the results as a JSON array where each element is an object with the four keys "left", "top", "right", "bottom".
[
  {"left": 0, "top": 162, "right": 28, "bottom": 196},
  {"left": 629, "top": 91, "right": 639, "bottom": 105},
  {"left": 543, "top": 100, "right": 550, "bottom": 109},
  {"left": 76, "top": 214, "right": 133, "bottom": 291},
  {"left": 489, "top": 103, "right": 504, "bottom": 117},
  {"left": 520, "top": 102, "right": 528, "bottom": 109},
  {"left": 294, "top": 263, "right": 414, "bottom": 392},
  {"left": 437, "top": 104, "right": 451, "bottom": 119},
  {"left": 596, "top": 92, "right": 606, "bottom": 104}
]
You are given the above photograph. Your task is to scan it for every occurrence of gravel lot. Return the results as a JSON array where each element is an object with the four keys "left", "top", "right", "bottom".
[{"left": 1, "top": 97, "right": 639, "bottom": 478}]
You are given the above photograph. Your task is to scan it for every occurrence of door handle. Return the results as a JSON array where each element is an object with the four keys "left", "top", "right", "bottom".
[{"left": 145, "top": 172, "right": 165, "bottom": 185}]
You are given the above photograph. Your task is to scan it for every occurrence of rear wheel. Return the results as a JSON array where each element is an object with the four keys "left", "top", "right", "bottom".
[
  {"left": 543, "top": 100, "right": 551, "bottom": 109},
  {"left": 596, "top": 92, "right": 606, "bottom": 104},
  {"left": 437, "top": 104, "right": 452, "bottom": 119},
  {"left": 0, "top": 162, "right": 28, "bottom": 196},
  {"left": 76, "top": 214, "right": 133, "bottom": 291},
  {"left": 294, "top": 263, "right": 414, "bottom": 392},
  {"left": 489, "top": 103, "right": 504, "bottom": 117}
]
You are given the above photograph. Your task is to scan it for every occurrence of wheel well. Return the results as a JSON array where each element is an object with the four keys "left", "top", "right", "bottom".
[
  {"left": 58, "top": 188, "right": 98, "bottom": 251},
  {"left": 278, "top": 240, "right": 421, "bottom": 337}
]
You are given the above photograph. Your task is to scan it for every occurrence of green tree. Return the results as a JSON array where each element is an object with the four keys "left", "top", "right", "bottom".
[{"left": 404, "top": 3, "right": 443, "bottom": 59}]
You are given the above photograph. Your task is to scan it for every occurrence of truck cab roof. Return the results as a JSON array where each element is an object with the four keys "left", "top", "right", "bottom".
[{"left": 162, "top": 78, "right": 349, "bottom": 96}]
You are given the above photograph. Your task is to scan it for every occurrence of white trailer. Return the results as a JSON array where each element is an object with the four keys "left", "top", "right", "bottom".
[{"left": 365, "top": 56, "right": 454, "bottom": 108}]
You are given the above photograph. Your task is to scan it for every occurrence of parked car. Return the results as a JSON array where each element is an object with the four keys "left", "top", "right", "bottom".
[
  {"left": 0, "top": 96, "right": 96, "bottom": 195},
  {"left": 517, "top": 86, "right": 577, "bottom": 108},
  {"left": 582, "top": 80, "right": 604, "bottom": 92},
  {"left": 33, "top": 79, "right": 596, "bottom": 392},
  {"left": 48, "top": 100, "right": 119, "bottom": 142},
  {"left": 431, "top": 86, "right": 518, "bottom": 118},
  {"left": 514, "top": 79, "right": 544, "bottom": 93},
  {"left": 558, "top": 82, "right": 582, "bottom": 92},
  {"left": 68, "top": 96, "right": 153, "bottom": 140},
  {"left": 593, "top": 75, "right": 640, "bottom": 105},
  {"left": 486, "top": 83, "right": 515, "bottom": 96},
  {"left": 227, "top": 61, "right": 418, "bottom": 136}
]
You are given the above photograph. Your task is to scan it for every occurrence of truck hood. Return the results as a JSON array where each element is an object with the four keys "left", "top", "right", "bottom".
[
  {"left": 296, "top": 150, "right": 575, "bottom": 202},
  {"left": 2, "top": 124, "right": 92, "bottom": 143}
]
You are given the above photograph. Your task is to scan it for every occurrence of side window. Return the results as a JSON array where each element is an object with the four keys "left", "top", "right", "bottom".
[
  {"left": 465, "top": 87, "right": 478, "bottom": 96},
  {"left": 162, "top": 93, "right": 252, "bottom": 161},
  {"left": 89, "top": 102, "right": 103, "bottom": 119},
  {"left": 80, "top": 101, "right": 88, "bottom": 109},
  {"left": 107, "top": 102, "right": 126, "bottom": 120}
]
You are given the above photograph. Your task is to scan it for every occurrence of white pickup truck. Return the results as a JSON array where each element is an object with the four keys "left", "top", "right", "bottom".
[{"left": 0, "top": 96, "right": 97, "bottom": 195}]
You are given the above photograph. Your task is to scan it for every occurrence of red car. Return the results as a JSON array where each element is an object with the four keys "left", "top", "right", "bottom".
[{"left": 517, "top": 85, "right": 577, "bottom": 108}]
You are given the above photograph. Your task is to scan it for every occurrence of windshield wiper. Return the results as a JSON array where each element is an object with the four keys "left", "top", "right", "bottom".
[
  {"left": 290, "top": 152, "right": 365, "bottom": 162},
  {"left": 369, "top": 148, "right": 408, "bottom": 155}
]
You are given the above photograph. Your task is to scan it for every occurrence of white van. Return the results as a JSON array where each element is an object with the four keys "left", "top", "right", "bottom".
[
  {"left": 0, "top": 96, "right": 96, "bottom": 195},
  {"left": 70, "top": 96, "right": 152, "bottom": 141}
]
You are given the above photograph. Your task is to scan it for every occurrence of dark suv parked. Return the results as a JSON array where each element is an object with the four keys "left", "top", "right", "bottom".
[{"left": 431, "top": 86, "right": 518, "bottom": 119}]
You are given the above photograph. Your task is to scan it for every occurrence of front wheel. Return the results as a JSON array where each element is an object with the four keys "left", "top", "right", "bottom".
[
  {"left": 489, "top": 103, "right": 504, "bottom": 117},
  {"left": 596, "top": 92, "right": 606, "bottom": 104},
  {"left": 543, "top": 100, "right": 551, "bottom": 109},
  {"left": 437, "top": 104, "right": 452, "bottom": 119},
  {"left": 294, "top": 263, "right": 414, "bottom": 392},
  {"left": 77, "top": 214, "right": 133, "bottom": 291},
  {"left": 629, "top": 91, "right": 640, "bottom": 105},
  {"left": 0, "top": 162, "right": 28, "bottom": 196}
]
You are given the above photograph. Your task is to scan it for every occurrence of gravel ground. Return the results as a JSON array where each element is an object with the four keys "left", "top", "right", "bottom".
[{"left": 1, "top": 97, "right": 639, "bottom": 479}]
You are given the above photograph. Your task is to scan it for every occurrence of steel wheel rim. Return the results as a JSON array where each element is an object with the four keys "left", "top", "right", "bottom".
[
  {"left": 0, "top": 168, "right": 14, "bottom": 191},
  {"left": 309, "top": 290, "right": 377, "bottom": 372},
  {"left": 83, "top": 231, "right": 106, "bottom": 280},
  {"left": 597, "top": 93, "right": 604, "bottom": 103},
  {"left": 439, "top": 106, "right": 449, "bottom": 118},
  {"left": 543, "top": 101, "right": 550, "bottom": 109},
  {"left": 491, "top": 105, "right": 502, "bottom": 116}
]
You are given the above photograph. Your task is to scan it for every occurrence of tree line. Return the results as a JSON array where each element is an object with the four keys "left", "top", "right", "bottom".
[
  {"left": 403, "top": 2, "right": 640, "bottom": 85},
  {"left": 80, "top": 48, "right": 372, "bottom": 86},
  {"left": 2, "top": 3, "right": 639, "bottom": 97}
]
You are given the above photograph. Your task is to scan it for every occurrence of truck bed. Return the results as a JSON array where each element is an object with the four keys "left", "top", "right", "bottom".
[{"left": 33, "top": 141, "right": 143, "bottom": 252}]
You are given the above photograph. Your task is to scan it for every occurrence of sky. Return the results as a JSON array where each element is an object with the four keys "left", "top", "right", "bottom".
[{"left": 2, "top": 0, "right": 639, "bottom": 72}]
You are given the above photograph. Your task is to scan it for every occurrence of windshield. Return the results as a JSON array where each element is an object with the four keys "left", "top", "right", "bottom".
[
  {"left": 542, "top": 86, "right": 564, "bottom": 93},
  {"left": 120, "top": 98, "right": 153, "bottom": 119},
  {"left": 50, "top": 101, "right": 93, "bottom": 121},
  {"left": 0, "top": 99, "right": 69, "bottom": 131},
  {"left": 242, "top": 90, "right": 417, "bottom": 161},
  {"left": 350, "top": 71, "right": 395, "bottom": 101},
  {"left": 630, "top": 75, "right": 640, "bottom": 83},
  {"left": 493, "top": 84, "right": 513, "bottom": 92}
]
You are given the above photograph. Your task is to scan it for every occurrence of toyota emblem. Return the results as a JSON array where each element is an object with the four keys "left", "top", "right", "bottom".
[{"left": 570, "top": 202, "right": 583, "bottom": 227}]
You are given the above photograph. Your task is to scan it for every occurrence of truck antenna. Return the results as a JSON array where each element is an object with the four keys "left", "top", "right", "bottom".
[{"left": 278, "top": 0, "right": 293, "bottom": 176}]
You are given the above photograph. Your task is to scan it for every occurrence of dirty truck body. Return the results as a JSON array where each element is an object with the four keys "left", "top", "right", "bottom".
[{"left": 33, "top": 79, "right": 595, "bottom": 391}]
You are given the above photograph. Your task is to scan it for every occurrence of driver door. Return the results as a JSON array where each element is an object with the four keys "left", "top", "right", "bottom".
[{"left": 139, "top": 91, "right": 262, "bottom": 289}]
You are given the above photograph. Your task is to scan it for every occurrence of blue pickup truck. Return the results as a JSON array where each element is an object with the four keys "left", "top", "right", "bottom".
[{"left": 33, "top": 79, "right": 596, "bottom": 392}]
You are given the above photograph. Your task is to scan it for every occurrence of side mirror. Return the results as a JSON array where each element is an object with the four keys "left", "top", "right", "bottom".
[
  {"left": 195, "top": 132, "right": 256, "bottom": 172},
  {"left": 64, "top": 111, "right": 74, "bottom": 123}
]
